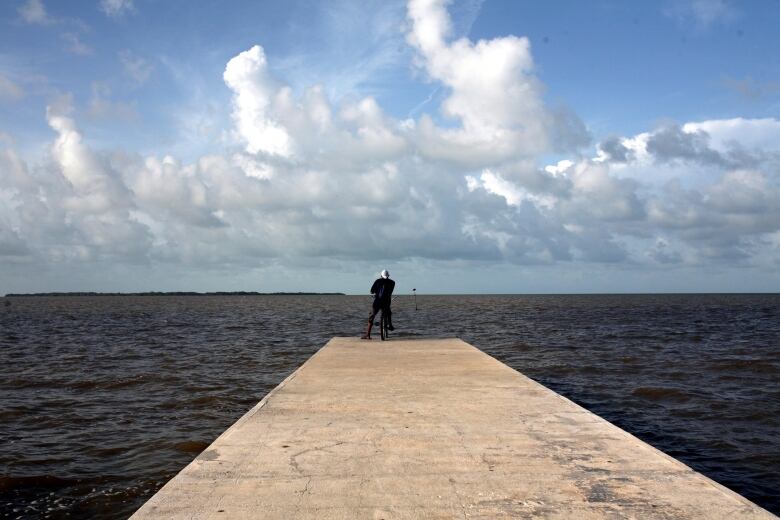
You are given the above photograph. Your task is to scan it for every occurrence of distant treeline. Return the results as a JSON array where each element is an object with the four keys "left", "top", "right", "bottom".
[{"left": 4, "top": 291, "right": 346, "bottom": 297}]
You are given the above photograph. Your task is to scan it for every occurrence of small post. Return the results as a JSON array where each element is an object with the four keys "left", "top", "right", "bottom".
[{"left": 413, "top": 288, "right": 417, "bottom": 310}]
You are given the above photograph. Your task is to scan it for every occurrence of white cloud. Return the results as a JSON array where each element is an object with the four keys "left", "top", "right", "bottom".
[
  {"left": 476, "top": 169, "right": 553, "bottom": 210},
  {"left": 1, "top": 0, "right": 779, "bottom": 291},
  {"left": 544, "top": 160, "right": 574, "bottom": 176},
  {"left": 405, "top": 0, "right": 554, "bottom": 163},
  {"left": 47, "top": 97, "right": 128, "bottom": 205},
  {"left": 223, "top": 46, "right": 293, "bottom": 157},
  {"left": 99, "top": 0, "right": 134, "bottom": 18},
  {"left": 683, "top": 118, "right": 780, "bottom": 152},
  {"left": 0, "top": 94, "right": 151, "bottom": 267},
  {"left": 18, "top": 0, "right": 50, "bottom": 24},
  {"left": 220, "top": 0, "right": 581, "bottom": 170}
]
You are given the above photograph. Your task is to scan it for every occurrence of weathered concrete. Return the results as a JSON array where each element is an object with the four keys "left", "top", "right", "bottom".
[{"left": 132, "top": 337, "right": 776, "bottom": 519}]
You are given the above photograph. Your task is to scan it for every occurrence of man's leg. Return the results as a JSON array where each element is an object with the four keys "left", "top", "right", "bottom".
[
  {"left": 362, "top": 304, "right": 378, "bottom": 339},
  {"left": 361, "top": 319, "right": 373, "bottom": 339}
]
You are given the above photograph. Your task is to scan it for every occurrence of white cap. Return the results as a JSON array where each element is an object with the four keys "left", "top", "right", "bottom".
[{"left": 380, "top": 269, "right": 389, "bottom": 279}]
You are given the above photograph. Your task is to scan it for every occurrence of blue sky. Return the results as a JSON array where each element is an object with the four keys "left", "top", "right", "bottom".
[{"left": 1, "top": 0, "right": 780, "bottom": 293}]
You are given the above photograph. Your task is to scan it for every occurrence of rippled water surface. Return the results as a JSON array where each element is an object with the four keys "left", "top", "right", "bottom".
[{"left": 1, "top": 294, "right": 779, "bottom": 518}]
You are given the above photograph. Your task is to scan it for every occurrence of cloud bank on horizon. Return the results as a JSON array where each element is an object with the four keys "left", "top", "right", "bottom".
[{"left": 1, "top": 0, "right": 779, "bottom": 293}]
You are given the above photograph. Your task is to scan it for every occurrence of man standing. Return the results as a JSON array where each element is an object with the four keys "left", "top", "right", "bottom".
[{"left": 362, "top": 269, "right": 395, "bottom": 340}]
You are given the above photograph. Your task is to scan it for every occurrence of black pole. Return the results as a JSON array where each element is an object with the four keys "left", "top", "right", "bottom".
[{"left": 413, "top": 288, "right": 417, "bottom": 310}]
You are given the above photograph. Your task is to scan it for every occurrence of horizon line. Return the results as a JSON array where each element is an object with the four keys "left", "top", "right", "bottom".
[{"left": 3, "top": 291, "right": 779, "bottom": 298}]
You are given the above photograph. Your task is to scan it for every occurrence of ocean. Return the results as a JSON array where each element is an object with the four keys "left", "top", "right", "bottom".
[{"left": 1, "top": 294, "right": 778, "bottom": 518}]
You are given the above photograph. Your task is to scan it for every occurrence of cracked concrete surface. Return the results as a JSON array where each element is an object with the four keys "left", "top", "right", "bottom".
[{"left": 131, "top": 337, "right": 776, "bottom": 519}]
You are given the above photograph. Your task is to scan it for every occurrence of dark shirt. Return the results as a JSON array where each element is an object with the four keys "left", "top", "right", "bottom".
[{"left": 370, "top": 278, "right": 395, "bottom": 306}]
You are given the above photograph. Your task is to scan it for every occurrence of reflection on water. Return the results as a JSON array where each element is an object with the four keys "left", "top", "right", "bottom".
[{"left": 1, "top": 294, "right": 778, "bottom": 518}]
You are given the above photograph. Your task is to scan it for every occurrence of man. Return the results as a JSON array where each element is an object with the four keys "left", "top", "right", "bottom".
[{"left": 362, "top": 269, "right": 395, "bottom": 340}]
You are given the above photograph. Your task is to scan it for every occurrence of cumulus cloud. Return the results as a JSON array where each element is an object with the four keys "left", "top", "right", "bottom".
[
  {"left": 646, "top": 125, "right": 727, "bottom": 167},
  {"left": 683, "top": 118, "right": 780, "bottom": 152},
  {"left": 217, "top": 0, "right": 585, "bottom": 170},
  {"left": 1, "top": 0, "right": 778, "bottom": 291},
  {"left": 465, "top": 115, "right": 780, "bottom": 266},
  {"left": 0, "top": 94, "right": 151, "bottom": 266},
  {"left": 223, "top": 46, "right": 294, "bottom": 157},
  {"left": 597, "top": 137, "right": 634, "bottom": 163},
  {"left": 596, "top": 119, "right": 780, "bottom": 178},
  {"left": 405, "top": 0, "right": 571, "bottom": 163},
  {"left": 46, "top": 97, "right": 134, "bottom": 214}
]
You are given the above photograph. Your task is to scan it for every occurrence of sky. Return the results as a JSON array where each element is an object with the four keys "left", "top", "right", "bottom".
[{"left": 1, "top": 0, "right": 780, "bottom": 294}]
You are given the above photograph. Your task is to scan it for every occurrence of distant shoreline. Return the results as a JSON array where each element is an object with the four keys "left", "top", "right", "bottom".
[{"left": 4, "top": 292, "right": 346, "bottom": 297}]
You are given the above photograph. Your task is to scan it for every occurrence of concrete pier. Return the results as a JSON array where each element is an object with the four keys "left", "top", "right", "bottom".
[{"left": 131, "top": 337, "right": 776, "bottom": 519}]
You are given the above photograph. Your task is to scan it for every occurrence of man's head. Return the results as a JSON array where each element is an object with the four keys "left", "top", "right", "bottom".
[{"left": 380, "top": 269, "right": 389, "bottom": 279}]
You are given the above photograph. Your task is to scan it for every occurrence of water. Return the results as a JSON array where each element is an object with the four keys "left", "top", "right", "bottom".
[{"left": 1, "top": 294, "right": 778, "bottom": 518}]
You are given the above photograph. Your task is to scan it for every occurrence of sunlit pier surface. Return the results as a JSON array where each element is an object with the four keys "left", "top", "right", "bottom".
[{"left": 131, "top": 337, "right": 775, "bottom": 519}]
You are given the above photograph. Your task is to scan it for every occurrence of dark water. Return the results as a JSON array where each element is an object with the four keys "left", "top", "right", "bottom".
[{"left": 1, "top": 294, "right": 779, "bottom": 518}]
